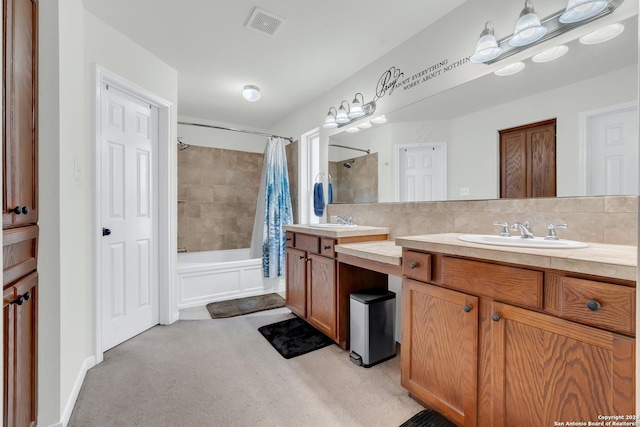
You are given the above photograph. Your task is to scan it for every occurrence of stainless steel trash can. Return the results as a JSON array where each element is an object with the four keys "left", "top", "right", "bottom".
[{"left": 349, "top": 289, "right": 396, "bottom": 368}]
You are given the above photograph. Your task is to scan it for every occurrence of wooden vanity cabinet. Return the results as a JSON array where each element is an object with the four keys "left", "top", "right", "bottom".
[
  {"left": 285, "top": 230, "right": 388, "bottom": 348},
  {"left": 401, "top": 249, "right": 635, "bottom": 427}
]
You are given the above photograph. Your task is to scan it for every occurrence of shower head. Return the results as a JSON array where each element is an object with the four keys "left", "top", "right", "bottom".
[
  {"left": 343, "top": 159, "right": 354, "bottom": 168},
  {"left": 177, "top": 137, "right": 190, "bottom": 151}
]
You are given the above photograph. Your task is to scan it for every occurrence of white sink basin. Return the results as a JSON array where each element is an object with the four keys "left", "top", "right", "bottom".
[
  {"left": 309, "top": 223, "right": 358, "bottom": 228},
  {"left": 457, "top": 234, "right": 588, "bottom": 249}
]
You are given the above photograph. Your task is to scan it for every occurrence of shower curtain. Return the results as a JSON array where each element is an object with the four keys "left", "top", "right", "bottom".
[{"left": 250, "top": 137, "right": 293, "bottom": 278}]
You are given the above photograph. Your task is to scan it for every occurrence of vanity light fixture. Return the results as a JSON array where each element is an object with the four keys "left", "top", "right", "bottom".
[
  {"left": 470, "top": 0, "right": 622, "bottom": 64},
  {"left": 494, "top": 61, "right": 526, "bottom": 76},
  {"left": 322, "top": 93, "right": 376, "bottom": 129},
  {"left": 470, "top": 22, "right": 503, "bottom": 63},
  {"left": 560, "top": 0, "right": 609, "bottom": 23},
  {"left": 579, "top": 22, "right": 624, "bottom": 44},
  {"left": 510, "top": 0, "right": 547, "bottom": 47},
  {"left": 335, "top": 101, "right": 351, "bottom": 124},
  {"left": 532, "top": 44, "right": 569, "bottom": 62},
  {"left": 242, "top": 85, "right": 261, "bottom": 102},
  {"left": 323, "top": 107, "right": 339, "bottom": 129}
]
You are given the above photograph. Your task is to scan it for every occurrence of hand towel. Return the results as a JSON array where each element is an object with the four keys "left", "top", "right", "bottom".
[
  {"left": 313, "top": 182, "right": 325, "bottom": 217},
  {"left": 328, "top": 182, "right": 333, "bottom": 204}
]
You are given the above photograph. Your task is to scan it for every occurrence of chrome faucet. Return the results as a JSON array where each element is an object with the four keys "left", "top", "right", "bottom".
[
  {"left": 492, "top": 221, "right": 511, "bottom": 237},
  {"left": 545, "top": 223, "right": 568, "bottom": 240},
  {"left": 331, "top": 215, "right": 355, "bottom": 225},
  {"left": 511, "top": 221, "right": 534, "bottom": 238}
]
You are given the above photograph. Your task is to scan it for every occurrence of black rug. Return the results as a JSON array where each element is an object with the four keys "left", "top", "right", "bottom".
[
  {"left": 258, "top": 317, "right": 334, "bottom": 359},
  {"left": 399, "top": 409, "right": 455, "bottom": 427}
]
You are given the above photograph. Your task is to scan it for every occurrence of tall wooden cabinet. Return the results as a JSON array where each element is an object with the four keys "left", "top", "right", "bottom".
[
  {"left": 3, "top": 0, "right": 39, "bottom": 425},
  {"left": 500, "top": 119, "right": 556, "bottom": 199}
]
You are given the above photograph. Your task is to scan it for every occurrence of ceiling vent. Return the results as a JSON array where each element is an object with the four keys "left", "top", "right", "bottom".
[{"left": 245, "top": 7, "right": 285, "bottom": 37}]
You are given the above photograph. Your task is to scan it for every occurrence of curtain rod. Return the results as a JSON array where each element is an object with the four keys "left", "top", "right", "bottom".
[
  {"left": 178, "top": 121, "right": 294, "bottom": 143},
  {"left": 328, "top": 144, "right": 370, "bottom": 154}
]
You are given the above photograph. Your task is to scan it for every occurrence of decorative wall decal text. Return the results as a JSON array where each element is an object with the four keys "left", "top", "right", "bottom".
[
  {"left": 375, "top": 66, "right": 404, "bottom": 100},
  {"left": 373, "top": 56, "right": 471, "bottom": 100}
]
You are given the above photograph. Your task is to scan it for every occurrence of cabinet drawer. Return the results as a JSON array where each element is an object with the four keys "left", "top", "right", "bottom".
[
  {"left": 3, "top": 226, "right": 38, "bottom": 287},
  {"left": 285, "top": 231, "right": 295, "bottom": 248},
  {"left": 559, "top": 277, "right": 635, "bottom": 335},
  {"left": 402, "top": 250, "right": 431, "bottom": 282},
  {"left": 440, "top": 257, "right": 543, "bottom": 309},
  {"left": 295, "top": 233, "right": 319, "bottom": 254},
  {"left": 319, "top": 238, "right": 335, "bottom": 258}
]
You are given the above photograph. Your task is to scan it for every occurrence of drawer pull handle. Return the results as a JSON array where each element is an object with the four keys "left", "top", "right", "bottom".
[
  {"left": 491, "top": 313, "right": 501, "bottom": 322},
  {"left": 586, "top": 299, "right": 601, "bottom": 311},
  {"left": 463, "top": 304, "right": 472, "bottom": 313},
  {"left": 409, "top": 262, "right": 418, "bottom": 269},
  {"left": 286, "top": 237, "right": 292, "bottom": 241},
  {"left": 323, "top": 245, "right": 331, "bottom": 250}
]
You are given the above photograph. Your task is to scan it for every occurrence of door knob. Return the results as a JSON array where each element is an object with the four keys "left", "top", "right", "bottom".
[{"left": 102, "top": 228, "right": 111, "bottom": 236}]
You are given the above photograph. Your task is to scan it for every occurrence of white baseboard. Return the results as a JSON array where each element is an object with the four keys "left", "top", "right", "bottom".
[{"left": 58, "top": 355, "right": 96, "bottom": 427}]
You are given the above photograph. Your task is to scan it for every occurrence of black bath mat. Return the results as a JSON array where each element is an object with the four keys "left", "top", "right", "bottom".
[
  {"left": 258, "top": 317, "right": 334, "bottom": 359},
  {"left": 206, "top": 293, "right": 285, "bottom": 319},
  {"left": 399, "top": 409, "right": 456, "bottom": 427}
]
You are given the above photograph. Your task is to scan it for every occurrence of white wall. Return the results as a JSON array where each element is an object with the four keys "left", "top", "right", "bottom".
[{"left": 37, "top": 3, "right": 179, "bottom": 425}]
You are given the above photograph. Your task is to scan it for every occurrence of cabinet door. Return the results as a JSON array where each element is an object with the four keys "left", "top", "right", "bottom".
[
  {"left": 285, "top": 248, "right": 307, "bottom": 318},
  {"left": 307, "top": 253, "right": 337, "bottom": 339},
  {"left": 3, "top": 272, "right": 38, "bottom": 427},
  {"left": 3, "top": 0, "right": 38, "bottom": 228},
  {"left": 401, "top": 278, "right": 478, "bottom": 426},
  {"left": 481, "top": 300, "right": 635, "bottom": 427}
]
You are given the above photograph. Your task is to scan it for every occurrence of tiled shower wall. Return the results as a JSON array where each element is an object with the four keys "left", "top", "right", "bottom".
[
  {"left": 329, "top": 153, "right": 378, "bottom": 204},
  {"left": 327, "top": 195, "right": 638, "bottom": 246},
  {"left": 178, "top": 142, "right": 298, "bottom": 252}
]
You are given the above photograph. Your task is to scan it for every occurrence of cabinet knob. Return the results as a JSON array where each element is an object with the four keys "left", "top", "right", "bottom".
[
  {"left": 10, "top": 206, "right": 28, "bottom": 215},
  {"left": 23, "top": 292, "right": 30, "bottom": 301},
  {"left": 10, "top": 295, "right": 24, "bottom": 306},
  {"left": 463, "top": 304, "right": 472, "bottom": 313},
  {"left": 323, "top": 245, "right": 331, "bottom": 250},
  {"left": 586, "top": 299, "right": 601, "bottom": 311},
  {"left": 409, "top": 262, "right": 418, "bottom": 269},
  {"left": 298, "top": 255, "right": 305, "bottom": 260},
  {"left": 491, "top": 313, "right": 501, "bottom": 322}
]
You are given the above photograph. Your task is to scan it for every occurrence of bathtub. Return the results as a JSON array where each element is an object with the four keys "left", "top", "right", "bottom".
[{"left": 177, "top": 249, "right": 285, "bottom": 309}]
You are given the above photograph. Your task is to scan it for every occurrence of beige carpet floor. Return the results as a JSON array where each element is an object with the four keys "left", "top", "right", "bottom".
[{"left": 68, "top": 310, "right": 424, "bottom": 426}]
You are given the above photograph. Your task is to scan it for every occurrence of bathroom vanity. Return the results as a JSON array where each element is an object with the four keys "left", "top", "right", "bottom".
[
  {"left": 396, "top": 233, "right": 635, "bottom": 427},
  {"left": 283, "top": 224, "right": 390, "bottom": 349}
]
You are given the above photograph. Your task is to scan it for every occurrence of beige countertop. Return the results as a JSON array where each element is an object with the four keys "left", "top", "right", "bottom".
[
  {"left": 283, "top": 224, "right": 390, "bottom": 238},
  {"left": 335, "top": 240, "right": 402, "bottom": 266},
  {"left": 396, "top": 233, "right": 637, "bottom": 282}
]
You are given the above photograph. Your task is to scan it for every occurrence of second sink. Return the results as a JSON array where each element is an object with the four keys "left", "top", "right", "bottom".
[{"left": 458, "top": 234, "right": 588, "bottom": 249}]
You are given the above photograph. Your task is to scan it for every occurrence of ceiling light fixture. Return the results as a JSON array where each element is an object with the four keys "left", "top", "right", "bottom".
[
  {"left": 579, "top": 22, "right": 624, "bottom": 44},
  {"left": 510, "top": 0, "right": 547, "bottom": 47},
  {"left": 242, "top": 85, "right": 261, "bottom": 102},
  {"left": 532, "top": 44, "right": 569, "bottom": 62},
  {"left": 470, "top": 0, "right": 621, "bottom": 64},
  {"left": 322, "top": 93, "right": 376, "bottom": 129},
  {"left": 494, "top": 61, "right": 526, "bottom": 76}
]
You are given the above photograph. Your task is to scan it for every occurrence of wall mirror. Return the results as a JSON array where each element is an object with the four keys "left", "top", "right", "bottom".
[{"left": 328, "top": 13, "right": 638, "bottom": 203}]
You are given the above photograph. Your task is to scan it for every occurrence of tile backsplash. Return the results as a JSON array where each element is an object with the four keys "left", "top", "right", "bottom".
[{"left": 327, "top": 196, "right": 638, "bottom": 246}]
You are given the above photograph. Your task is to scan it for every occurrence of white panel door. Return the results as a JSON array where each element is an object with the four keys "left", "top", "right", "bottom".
[
  {"left": 587, "top": 106, "right": 638, "bottom": 196},
  {"left": 101, "top": 83, "right": 159, "bottom": 351},
  {"left": 398, "top": 143, "right": 446, "bottom": 202}
]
